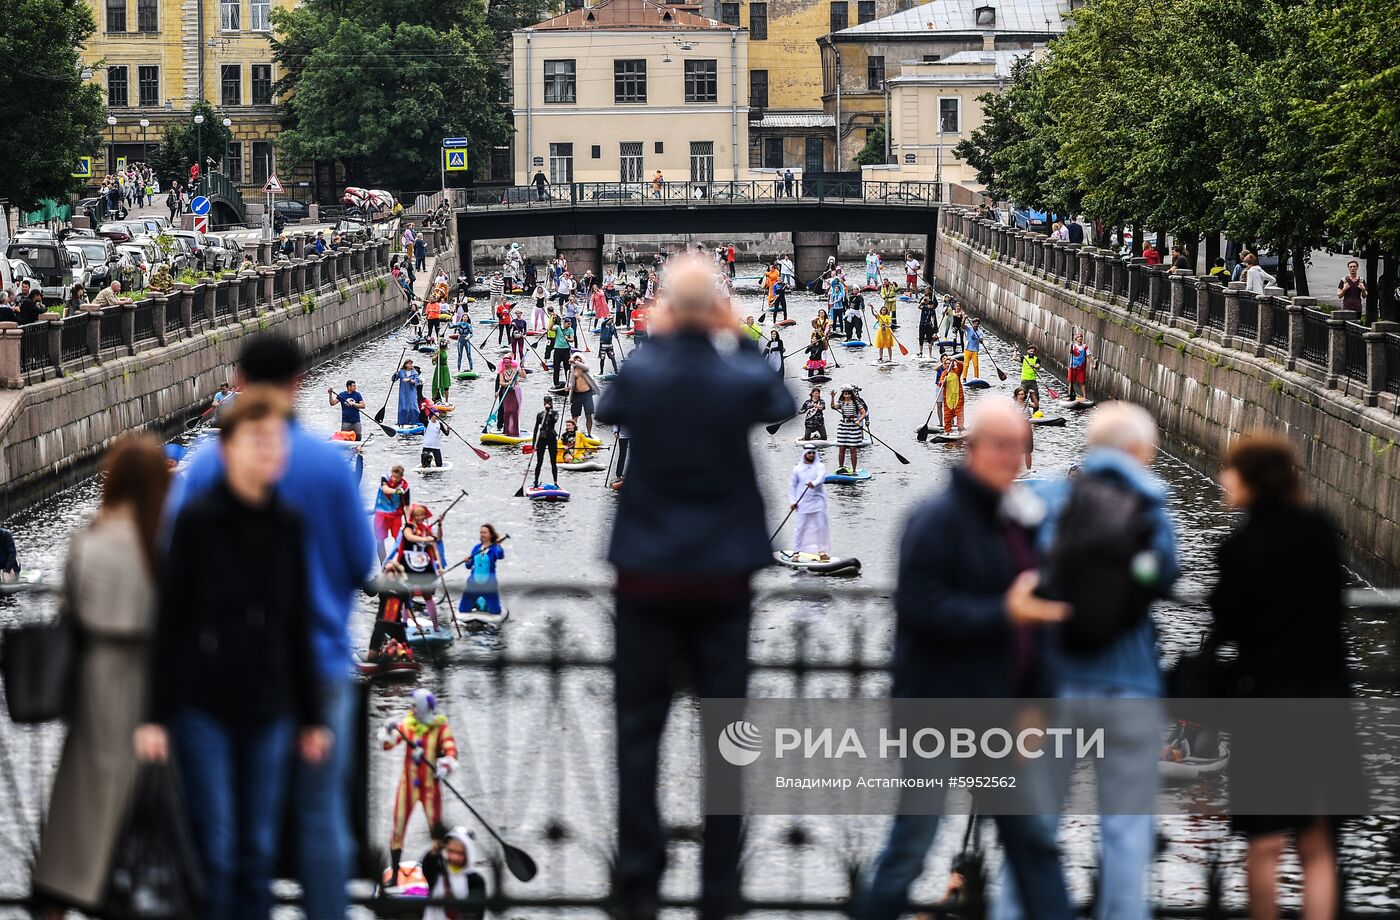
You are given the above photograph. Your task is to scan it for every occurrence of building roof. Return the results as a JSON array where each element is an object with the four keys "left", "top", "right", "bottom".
[
  {"left": 834, "top": 0, "right": 1069, "bottom": 37},
  {"left": 530, "top": 0, "right": 731, "bottom": 31},
  {"left": 750, "top": 113, "right": 837, "bottom": 128},
  {"left": 895, "top": 47, "right": 1033, "bottom": 79}
]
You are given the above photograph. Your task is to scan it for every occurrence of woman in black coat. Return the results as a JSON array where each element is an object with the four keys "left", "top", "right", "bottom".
[{"left": 1210, "top": 433, "right": 1357, "bottom": 920}]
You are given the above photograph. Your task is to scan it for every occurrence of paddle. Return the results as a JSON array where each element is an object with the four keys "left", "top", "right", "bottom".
[
  {"left": 374, "top": 346, "right": 411, "bottom": 425},
  {"left": 439, "top": 419, "right": 491, "bottom": 461},
  {"left": 767, "top": 482, "right": 812, "bottom": 544},
  {"left": 601, "top": 430, "right": 621, "bottom": 485},
  {"left": 394, "top": 726, "right": 538, "bottom": 882},
  {"left": 464, "top": 331, "right": 496, "bottom": 373},
  {"left": 983, "top": 343, "right": 1009, "bottom": 382},
  {"left": 869, "top": 302, "right": 910, "bottom": 356},
  {"left": 442, "top": 534, "right": 511, "bottom": 575},
  {"left": 915, "top": 396, "right": 941, "bottom": 442},
  {"left": 483, "top": 365, "right": 522, "bottom": 432},
  {"left": 865, "top": 422, "right": 911, "bottom": 465},
  {"left": 512, "top": 446, "right": 534, "bottom": 498},
  {"left": 523, "top": 332, "right": 552, "bottom": 372}
]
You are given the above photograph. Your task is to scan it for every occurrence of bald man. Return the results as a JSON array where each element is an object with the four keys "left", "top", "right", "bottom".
[
  {"left": 597, "top": 254, "right": 795, "bottom": 920},
  {"left": 860, "top": 399, "right": 1072, "bottom": 920}
]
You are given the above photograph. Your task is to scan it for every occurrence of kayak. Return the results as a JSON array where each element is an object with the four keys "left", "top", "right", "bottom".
[
  {"left": 795, "top": 435, "right": 871, "bottom": 449},
  {"left": 841, "top": 340, "right": 869, "bottom": 348},
  {"left": 774, "top": 551, "right": 863, "bottom": 576},
  {"left": 525, "top": 483, "right": 570, "bottom": 501},
  {"left": 414, "top": 462, "right": 454, "bottom": 474},
  {"left": 480, "top": 428, "right": 531, "bottom": 446},
  {"left": 454, "top": 371, "right": 479, "bottom": 381},
  {"left": 931, "top": 432, "right": 967, "bottom": 443},
  {"left": 559, "top": 459, "right": 606, "bottom": 472},
  {"left": 405, "top": 621, "right": 455, "bottom": 651},
  {"left": 460, "top": 607, "right": 510, "bottom": 630},
  {"left": 354, "top": 653, "right": 421, "bottom": 681},
  {"left": 965, "top": 378, "right": 992, "bottom": 390},
  {"left": 825, "top": 468, "right": 872, "bottom": 484},
  {"left": 1066, "top": 398, "right": 1097, "bottom": 410},
  {"left": 1030, "top": 415, "right": 1067, "bottom": 427},
  {"left": 805, "top": 373, "right": 833, "bottom": 385},
  {"left": 395, "top": 424, "right": 425, "bottom": 437}
]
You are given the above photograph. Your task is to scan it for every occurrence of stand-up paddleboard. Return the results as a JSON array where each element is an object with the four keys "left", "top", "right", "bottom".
[
  {"left": 824, "top": 468, "right": 873, "bottom": 484},
  {"left": 354, "top": 653, "right": 421, "bottom": 680},
  {"left": 1030, "top": 415, "right": 1067, "bottom": 427},
  {"left": 795, "top": 435, "right": 871, "bottom": 449},
  {"left": 459, "top": 607, "right": 510, "bottom": 630},
  {"left": 525, "top": 483, "right": 570, "bottom": 501},
  {"left": 931, "top": 432, "right": 967, "bottom": 444},
  {"left": 965, "top": 378, "right": 992, "bottom": 390},
  {"left": 480, "top": 428, "right": 531, "bottom": 446},
  {"left": 805, "top": 373, "right": 833, "bottom": 385},
  {"left": 559, "top": 459, "right": 606, "bottom": 472},
  {"left": 413, "top": 462, "right": 454, "bottom": 474},
  {"left": 841, "top": 340, "right": 869, "bottom": 348},
  {"left": 454, "top": 370, "right": 479, "bottom": 381},
  {"left": 774, "top": 551, "right": 862, "bottom": 576},
  {"left": 405, "top": 621, "right": 455, "bottom": 652},
  {"left": 1066, "top": 398, "right": 1097, "bottom": 410},
  {"left": 395, "top": 423, "right": 426, "bottom": 437}
]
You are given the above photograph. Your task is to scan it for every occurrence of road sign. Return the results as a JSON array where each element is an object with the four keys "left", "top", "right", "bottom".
[
  {"left": 442, "top": 137, "right": 469, "bottom": 147},
  {"left": 116, "top": 156, "right": 127, "bottom": 172},
  {"left": 262, "top": 174, "right": 284, "bottom": 193},
  {"left": 190, "top": 195, "right": 211, "bottom": 216},
  {"left": 193, "top": 215, "right": 208, "bottom": 233},
  {"left": 72, "top": 156, "right": 93, "bottom": 178},
  {"left": 443, "top": 148, "right": 469, "bottom": 172}
]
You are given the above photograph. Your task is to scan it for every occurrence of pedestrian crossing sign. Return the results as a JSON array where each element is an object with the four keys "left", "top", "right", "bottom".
[
  {"left": 443, "top": 148, "right": 469, "bottom": 172},
  {"left": 72, "top": 156, "right": 93, "bottom": 178}
]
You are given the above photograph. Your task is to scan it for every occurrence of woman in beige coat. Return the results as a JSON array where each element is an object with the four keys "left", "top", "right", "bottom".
[{"left": 32, "top": 435, "right": 170, "bottom": 915}]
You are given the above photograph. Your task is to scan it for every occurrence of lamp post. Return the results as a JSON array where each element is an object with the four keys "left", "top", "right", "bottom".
[
  {"left": 194, "top": 113, "right": 205, "bottom": 183},
  {"left": 222, "top": 117, "right": 232, "bottom": 175},
  {"left": 106, "top": 114, "right": 117, "bottom": 175},
  {"left": 139, "top": 117, "right": 150, "bottom": 163}
]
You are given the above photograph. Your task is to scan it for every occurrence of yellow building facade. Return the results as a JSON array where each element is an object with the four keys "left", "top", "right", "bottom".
[{"left": 79, "top": 0, "right": 314, "bottom": 194}]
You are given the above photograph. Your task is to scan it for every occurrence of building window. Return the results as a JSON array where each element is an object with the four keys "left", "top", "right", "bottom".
[
  {"left": 763, "top": 137, "right": 783, "bottom": 168},
  {"left": 252, "top": 141, "right": 273, "bottom": 184},
  {"left": 591, "top": 145, "right": 601, "bottom": 158},
  {"left": 226, "top": 141, "right": 243, "bottom": 182},
  {"left": 867, "top": 55, "right": 884, "bottom": 89},
  {"left": 221, "top": 64, "right": 241, "bottom": 106},
  {"left": 684, "top": 59, "right": 718, "bottom": 103},
  {"left": 251, "top": 64, "right": 272, "bottom": 105},
  {"left": 107, "top": 66, "right": 128, "bottom": 107},
  {"left": 939, "top": 97, "right": 960, "bottom": 133},
  {"left": 896, "top": 0, "right": 913, "bottom": 9},
  {"left": 543, "top": 60, "right": 576, "bottom": 104},
  {"left": 220, "top": 0, "right": 239, "bottom": 31},
  {"left": 620, "top": 141, "right": 644, "bottom": 183},
  {"left": 614, "top": 59, "right": 646, "bottom": 104},
  {"left": 718, "top": 2, "right": 739, "bottom": 25},
  {"left": 690, "top": 141, "right": 714, "bottom": 182},
  {"left": 857, "top": 0, "right": 875, "bottom": 22},
  {"left": 136, "top": 0, "right": 157, "bottom": 31},
  {"left": 922, "top": 53, "right": 941, "bottom": 61},
  {"left": 750, "top": 2, "right": 767, "bottom": 39},
  {"left": 137, "top": 65, "right": 158, "bottom": 107},
  {"left": 106, "top": 0, "right": 126, "bottom": 32},
  {"left": 975, "top": 4, "right": 995, "bottom": 25},
  {"left": 250, "top": 0, "right": 269, "bottom": 30},
  {"left": 749, "top": 69, "right": 768, "bottom": 108},
  {"left": 549, "top": 142, "right": 574, "bottom": 184},
  {"left": 830, "top": 2, "right": 848, "bottom": 31}
]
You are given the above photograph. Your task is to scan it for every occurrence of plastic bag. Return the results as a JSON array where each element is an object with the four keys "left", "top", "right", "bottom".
[{"left": 105, "top": 763, "right": 203, "bottom": 920}]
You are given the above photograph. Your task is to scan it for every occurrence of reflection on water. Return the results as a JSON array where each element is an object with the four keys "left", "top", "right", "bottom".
[{"left": 1, "top": 280, "right": 1393, "bottom": 911}]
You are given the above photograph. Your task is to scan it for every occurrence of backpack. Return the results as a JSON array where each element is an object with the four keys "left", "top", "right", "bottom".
[{"left": 1040, "top": 474, "right": 1160, "bottom": 653}]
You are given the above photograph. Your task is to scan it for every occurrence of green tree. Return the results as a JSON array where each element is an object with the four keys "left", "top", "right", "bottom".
[
  {"left": 271, "top": 0, "right": 511, "bottom": 193},
  {"left": 854, "top": 126, "right": 887, "bottom": 166},
  {"left": 0, "top": 0, "right": 105, "bottom": 210},
  {"left": 148, "top": 100, "right": 235, "bottom": 189}
]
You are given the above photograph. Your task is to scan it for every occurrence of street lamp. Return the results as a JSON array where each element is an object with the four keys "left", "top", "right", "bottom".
[
  {"left": 106, "top": 114, "right": 117, "bottom": 174},
  {"left": 139, "top": 117, "right": 150, "bottom": 163},
  {"left": 194, "top": 113, "right": 205, "bottom": 182},
  {"left": 222, "top": 117, "right": 232, "bottom": 174}
]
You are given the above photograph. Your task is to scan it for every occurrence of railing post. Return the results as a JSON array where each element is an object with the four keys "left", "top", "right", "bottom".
[
  {"left": 201, "top": 282, "right": 217, "bottom": 327},
  {"left": 82, "top": 303, "right": 102, "bottom": 362},
  {"left": 1286, "top": 300, "right": 1307, "bottom": 370},
  {"left": 1095, "top": 250, "right": 1113, "bottom": 296},
  {"left": 1145, "top": 266, "right": 1165, "bottom": 316},
  {"left": 1192, "top": 277, "right": 1211, "bottom": 333},
  {"left": 240, "top": 271, "right": 258, "bottom": 315},
  {"left": 1111, "top": 257, "right": 1128, "bottom": 303},
  {"left": 1222, "top": 281, "right": 1241, "bottom": 348},
  {"left": 1364, "top": 322, "right": 1396, "bottom": 407},
  {"left": 1256, "top": 285, "right": 1284, "bottom": 356},
  {"left": 0, "top": 322, "right": 22, "bottom": 388},
  {"left": 120, "top": 301, "right": 137, "bottom": 355},
  {"left": 176, "top": 284, "right": 194, "bottom": 333},
  {"left": 45, "top": 314, "right": 63, "bottom": 373},
  {"left": 149, "top": 293, "right": 169, "bottom": 347},
  {"left": 1076, "top": 246, "right": 1093, "bottom": 293},
  {"left": 1326, "top": 309, "right": 1359, "bottom": 389},
  {"left": 1167, "top": 272, "right": 1185, "bottom": 322},
  {"left": 227, "top": 275, "right": 243, "bottom": 323},
  {"left": 261, "top": 268, "right": 277, "bottom": 310}
]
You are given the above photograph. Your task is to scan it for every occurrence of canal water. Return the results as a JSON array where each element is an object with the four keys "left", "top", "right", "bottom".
[{"left": 1, "top": 276, "right": 1394, "bottom": 914}]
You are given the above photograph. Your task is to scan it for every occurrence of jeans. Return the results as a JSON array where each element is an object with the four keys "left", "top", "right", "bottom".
[
  {"left": 457, "top": 337, "right": 472, "bottom": 370},
  {"left": 296, "top": 678, "right": 356, "bottom": 920},
  {"left": 173, "top": 708, "right": 295, "bottom": 920},
  {"left": 616, "top": 590, "right": 750, "bottom": 918},
  {"left": 860, "top": 813, "right": 1069, "bottom": 920}
]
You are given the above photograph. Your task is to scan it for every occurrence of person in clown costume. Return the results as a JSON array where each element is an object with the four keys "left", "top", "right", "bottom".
[{"left": 383, "top": 689, "right": 459, "bottom": 886}]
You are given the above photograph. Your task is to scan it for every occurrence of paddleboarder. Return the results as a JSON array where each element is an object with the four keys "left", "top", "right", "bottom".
[
  {"left": 1016, "top": 345, "right": 1042, "bottom": 409},
  {"left": 421, "top": 409, "right": 447, "bottom": 469},
  {"left": 392, "top": 360, "right": 422, "bottom": 427},
  {"left": 532, "top": 395, "right": 560, "bottom": 488},
  {"left": 831, "top": 386, "right": 867, "bottom": 475},
  {"left": 383, "top": 690, "right": 459, "bottom": 887},
  {"left": 917, "top": 297, "right": 937, "bottom": 358},
  {"left": 431, "top": 341, "right": 452, "bottom": 405},
  {"left": 451, "top": 302, "right": 473, "bottom": 372},
  {"left": 800, "top": 386, "right": 828, "bottom": 441},
  {"left": 1067, "top": 332, "right": 1091, "bottom": 401},
  {"left": 459, "top": 524, "right": 506, "bottom": 614},
  {"left": 943, "top": 358, "right": 966, "bottom": 434},
  {"left": 873, "top": 305, "right": 897, "bottom": 364},
  {"left": 568, "top": 354, "right": 600, "bottom": 436},
  {"left": 328, "top": 380, "right": 366, "bottom": 440},
  {"left": 790, "top": 448, "right": 831, "bottom": 559},
  {"left": 963, "top": 318, "right": 984, "bottom": 380},
  {"left": 763, "top": 328, "right": 786, "bottom": 374},
  {"left": 598, "top": 316, "right": 621, "bottom": 374}
]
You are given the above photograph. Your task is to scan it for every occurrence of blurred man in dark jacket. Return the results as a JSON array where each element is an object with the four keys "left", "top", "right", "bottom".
[
  {"left": 596, "top": 254, "right": 794, "bottom": 920},
  {"left": 860, "top": 399, "right": 1072, "bottom": 920}
]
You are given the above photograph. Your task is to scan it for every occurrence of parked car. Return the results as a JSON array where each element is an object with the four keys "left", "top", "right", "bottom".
[
  {"left": 218, "top": 235, "right": 249, "bottom": 269},
  {"left": 131, "top": 233, "right": 187, "bottom": 275},
  {"left": 589, "top": 187, "right": 643, "bottom": 201},
  {"left": 273, "top": 199, "right": 312, "bottom": 222},
  {"left": 8, "top": 259, "right": 45, "bottom": 300},
  {"left": 499, "top": 186, "right": 552, "bottom": 204},
  {"left": 65, "top": 238, "right": 118, "bottom": 291},
  {"left": 97, "top": 222, "right": 133, "bottom": 244},
  {"left": 6, "top": 232, "right": 75, "bottom": 300},
  {"left": 114, "top": 243, "right": 153, "bottom": 290}
]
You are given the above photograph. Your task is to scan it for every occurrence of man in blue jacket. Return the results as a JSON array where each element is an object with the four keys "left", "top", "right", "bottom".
[
  {"left": 597, "top": 255, "right": 794, "bottom": 920},
  {"left": 860, "top": 399, "right": 1072, "bottom": 920},
  {"left": 170, "top": 335, "right": 375, "bottom": 919}
]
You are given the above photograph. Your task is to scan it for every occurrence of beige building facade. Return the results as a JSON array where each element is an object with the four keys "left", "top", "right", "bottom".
[{"left": 512, "top": 0, "right": 750, "bottom": 186}]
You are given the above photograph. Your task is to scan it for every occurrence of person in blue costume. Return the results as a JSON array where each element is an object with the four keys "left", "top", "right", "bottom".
[
  {"left": 459, "top": 523, "right": 506, "bottom": 614},
  {"left": 393, "top": 359, "right": 422, "bottom": 426}
]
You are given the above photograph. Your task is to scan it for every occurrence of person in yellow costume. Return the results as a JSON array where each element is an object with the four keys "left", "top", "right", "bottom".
[{"left": 873, "top": 304, "right": 896, "bottom": 362}]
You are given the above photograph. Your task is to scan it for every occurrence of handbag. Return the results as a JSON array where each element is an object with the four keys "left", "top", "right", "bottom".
[
  {"left": 0, "top": 556, "right": 80, "bottom": 724},
  {"left": 105, "top": 763, "right": 203, "bottom": 920}
]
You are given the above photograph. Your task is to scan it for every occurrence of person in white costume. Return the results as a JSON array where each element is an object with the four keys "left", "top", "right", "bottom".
[{"left": 789, "top": 447, "right": 830, "bottom": 558}]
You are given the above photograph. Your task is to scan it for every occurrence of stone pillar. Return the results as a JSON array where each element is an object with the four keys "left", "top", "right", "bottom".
[
  {"left": 792, "top": 231, "right": 838, "bottom": 285},
  {"left": 120, "top": 301, "right": 137, "bottom": 354},
  {"left": 1193, "top": 278, "right": 1212, "bottom": 332},
  {"left": 309, "top": 255, "right": 323, "bottom": 292},
  {"left": 1255, "top": 285, "right": 1284, "bottom": 356},
  {"left": 261, "top": 268, "right": 277, "bottom": 309},
  {"left": 46, "top": 314, "right": 63, "bottom": 373},
  {"left": 1364, "top": 321, "right": 1397, "bottom": 407},
  {"left": 81, "top": 304, "right": 102, "bottom": 361},
  {"left": 1147, "top": 267, "right": 1166, "bottom": 315},
  {"left": 227, "top": 276, "right": 243, "bottom": 322},
  {"left": 0, "top": 322, "right": 22, "bottom": 388},
  {"left": 1167, "top": 272, "right": 1186, "bottom": 321},
  {"left": 1111, "top": 257, "right": 1128, "bottom": 302},
  {"left": 1076, "top": 246, "right": 1093, "bottom": 293},
  {"left": 149, "top": 293, "right": 169, "bottom": 346},
  {"left": 258, "top": 240, "right": 275, "bottom": 265},
  {"left": 240, "top": 272, "right": 258, "bottom": 314},
  {"left": 1222, "top": 281, "right": 1241, "bottom": 348},
  {"left": 1095, "top": 251, "right": 1113, "bottom": 295},
  {"left": 1326, "top": 309, "right": 1359, "bottom": 389},
  {"left": 1286, "top": 301, "right": 1306, "bottom": 370},
  {"left": 200, "top": 283, "right": 216, "bottom": 327},
  {"left": 325, "top": 251, "right": 338, "bottom": 287},
  {"left": 1011, "top": 232, "right": 1025, "bottom": 266},
  {"left": 177, "top": 284, "right": 195, "bottom": 332}
]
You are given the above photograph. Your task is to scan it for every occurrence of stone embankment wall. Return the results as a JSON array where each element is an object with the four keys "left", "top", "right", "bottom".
[
  {"left": 471, "top": 231, "right": 926, "bottom": 270},
  {"left": 935, "top": 208, "right": 1400, "bottom": 579}
]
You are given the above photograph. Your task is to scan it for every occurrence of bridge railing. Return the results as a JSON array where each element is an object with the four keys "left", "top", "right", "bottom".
[
  {"left": 460, "top": 180, "right": 943, "bottom": 210},
  {"left": 190, "top": 170, "right": 248, "bottom": 227}
]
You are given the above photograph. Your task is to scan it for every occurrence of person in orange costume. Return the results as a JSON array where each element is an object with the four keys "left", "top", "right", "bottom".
[
  {"left": 383, "top": 689, "right": 459, "bottom": 885},
  {"left": 942, "top": 357, "right": 966, "bottom": 433}
]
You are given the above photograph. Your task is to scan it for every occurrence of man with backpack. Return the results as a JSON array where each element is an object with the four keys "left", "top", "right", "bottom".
[{"left": 1003, "top": 401, "right": 1180, "bottom": 920}]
